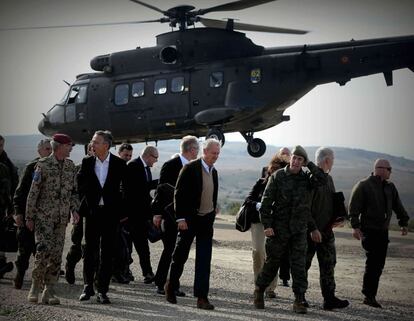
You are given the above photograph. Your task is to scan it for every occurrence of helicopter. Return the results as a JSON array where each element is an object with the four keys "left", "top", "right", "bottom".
[{"left": 7, "top": 0, "right": 412, "bottom": 157}]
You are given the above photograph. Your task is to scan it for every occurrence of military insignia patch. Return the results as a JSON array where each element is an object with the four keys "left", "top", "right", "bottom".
[{"left": 33, "top": 169, "right": 41, "bottom": 182}]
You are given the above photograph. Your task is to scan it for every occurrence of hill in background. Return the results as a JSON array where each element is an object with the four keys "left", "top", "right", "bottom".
[{"left": 4, "top": 134, "right": 414, "bottom": 218}]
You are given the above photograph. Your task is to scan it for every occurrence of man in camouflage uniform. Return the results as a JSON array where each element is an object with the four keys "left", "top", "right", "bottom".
[
  {"left": 306, "top": 147, "right": 349, "bottom": 310},
  {"left": 25, "top": 134, "right": 80, "bottom": 305},
  {"left": 12, "top": 139, "right": 52, "bottom": 289},
  {"left": 254, "top": 146, "right": 326, "bottom": 314}
]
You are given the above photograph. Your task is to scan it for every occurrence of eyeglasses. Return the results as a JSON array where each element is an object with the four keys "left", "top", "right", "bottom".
[{"left": 376, "top": 166, "right": 392, "bottom": 172}]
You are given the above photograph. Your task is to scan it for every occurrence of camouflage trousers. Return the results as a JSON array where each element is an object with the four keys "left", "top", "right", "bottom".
[
  {"left": 65, "top": 218, "right": 84, "bottom": 268},
  {"left": 256, "top": 229, "right": 308, "bottom": 294},
  {"left": 32, "top": 221, "right": 66, "bottom": 285},
  {"left": 15, "top": 226, "right": 36, "bottom": 273},
  {"left": 306, "top": 230, "right": 337, "bottom": 299}
]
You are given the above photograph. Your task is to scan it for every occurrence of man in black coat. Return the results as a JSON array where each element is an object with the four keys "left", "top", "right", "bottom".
[
  {"left": 165, "top": 138, "right": 220, "bottom": 310},
  {"left": 127, "top": 145, "right": 159, "bottom": 283},
  {"left": 152, "top": 136, "right": 199, "bottom": 295},
  {"left": 78, "top": 130, "right": 128, "bottom": 304}
]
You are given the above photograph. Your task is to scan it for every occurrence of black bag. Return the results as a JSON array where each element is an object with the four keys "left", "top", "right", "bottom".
[
  {"left": 332, "top": 191, "right": 347, "bottom": 222},
  {"left": 235, "top": 203, "right": 252, "bottom": 232},
  {"left": 0, "top": 216, "right": 18, "bottom": 252},
  {"left": 147, "top": 220, "right": 163, "bottom": 243}
]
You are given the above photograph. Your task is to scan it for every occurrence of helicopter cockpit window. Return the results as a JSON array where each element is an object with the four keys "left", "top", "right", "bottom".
[
  {"left": 210, "top": 72, "right": 223, "bottom": 88},
  {"left": 115, "top": 84, "right": 129, "bottom": 106},
  {"left": 171, "top": 77, "right": 184, "bottom": 93},
  {"left": 154, "top": 79, "right": 167, "bottom": 95},
  {"left": 250, "top": 68, "right": 262, "bottom": 84},
  {"left": 132, "top": 82, "right": 145, "bottom": 98},
  {"left": 67, "top": 85, "right": 88, "bottom": 104},
  {"left": 59, "top": 88, "right": 70, "bottom": 105}
]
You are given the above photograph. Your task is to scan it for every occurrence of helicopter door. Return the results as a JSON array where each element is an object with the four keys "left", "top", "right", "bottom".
[{"left": 65, "top": 84, "right": 88, "bottom": 123}]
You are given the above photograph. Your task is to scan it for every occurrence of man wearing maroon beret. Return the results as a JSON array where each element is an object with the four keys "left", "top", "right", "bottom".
[{"left": 25, "top": 133, "right": 80, "bottom": 305}]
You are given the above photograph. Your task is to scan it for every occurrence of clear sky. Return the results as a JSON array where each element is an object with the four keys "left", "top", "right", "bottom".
[{"left": 1, "top": 0, "right": 413, "bottom": 159}]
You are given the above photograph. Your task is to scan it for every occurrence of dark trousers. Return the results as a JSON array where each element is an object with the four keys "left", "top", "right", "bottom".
[
  {"left": 113, "top": 225, "right": 133, "bottom": 275},
  {"left": 15, "top": 226, "right": 35, "bottom": 273},
  {"left": 256, "top": 230, "right": 308, "bottom": 295},
  {"left": 361, "top": 229, "right": 389, "bottom": 298},
  {"left": 83, "top": 207, "right": 118, "bottom": 294},
  {"left": 154, "top": 218, "right": 178, "bottom": 288},
  {"left": 66, "top": 218, "right": 84, "bottom": 268},
  {"left": 130, "top": 220, "right": 153, "bottom": 276},
  {"left": 306, "top": 230, "right": 337, "bottom": 299},
  {"left": 169, "top": 212, "right": 215, "bottom": 298}
]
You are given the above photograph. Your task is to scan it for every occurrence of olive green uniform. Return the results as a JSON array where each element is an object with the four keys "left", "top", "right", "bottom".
[{"left": 256, "top": 162, "right": 326, "bottom": 295}]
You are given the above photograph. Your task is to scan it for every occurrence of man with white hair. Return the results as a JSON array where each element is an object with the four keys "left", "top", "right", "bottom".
[
  {"left": 306, "top": 147, "right": 349, "bottom": 310},
  {"left": 349, "top": 158, "right": 409, "bottom": 308},
  {"left": 165, "top": 138, "right": 220, "bottom": 310}
]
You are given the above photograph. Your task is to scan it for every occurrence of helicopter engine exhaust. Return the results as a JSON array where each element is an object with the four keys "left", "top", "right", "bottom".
[{"left": 160, "top": 46, "right": 178, "bottom": 64}]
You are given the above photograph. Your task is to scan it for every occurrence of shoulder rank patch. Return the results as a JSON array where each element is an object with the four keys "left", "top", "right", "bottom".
[{"left": 32, "top": 168, "right": 41, "bottom": 182}]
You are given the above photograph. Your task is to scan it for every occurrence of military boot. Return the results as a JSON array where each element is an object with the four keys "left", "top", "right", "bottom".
[
  {"left": 41, "top": 285, "right": 60, "bottom": 305},
  {"left": 253, "top": 286, "right": 265, "bottom": 309},
  {"left": 293, "top": 293, "right": 308, "bottom": 314},
  {"left": 323, "top": 295, "right": 350, "bottom": 310},
  {"left": 27, "top": 280, "right": 42, "bottom": 303}
]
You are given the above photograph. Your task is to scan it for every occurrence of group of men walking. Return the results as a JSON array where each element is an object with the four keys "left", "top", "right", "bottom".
[{"left": 0, "top": 132, "right": 410, "bottom": 314}]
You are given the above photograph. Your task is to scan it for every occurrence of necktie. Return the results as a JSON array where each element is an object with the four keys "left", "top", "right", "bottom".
[{"left": 145, "top": 166, "right": 152, "bottom": 182}]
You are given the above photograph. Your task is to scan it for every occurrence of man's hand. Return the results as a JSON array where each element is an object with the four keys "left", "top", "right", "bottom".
[
  {"left": 352, "top": 228, "right": 363, "bottom": 240},
  {"left": 177, "top": 220, "right": 188, "bottom": 231},
  {"left": 153, "top": 215, "right": 162, "bottom": 228},
  {"left": 401, "top": 227, "right": 408, "bottom": 236},
  {"left": 71, "top": 211, "right": 80, "bottom": 224},
  {"left": 264, "top": 227, "right": 274, "bottom": 237},
  {"left": 14, "top": 214, "right": 24, "bottom": 227},
  {"left": 310, "top": 229, "right": 322, "bottom": 243},
  {"left": 26, "top": 219, "right": 34, "bottom": 232}
]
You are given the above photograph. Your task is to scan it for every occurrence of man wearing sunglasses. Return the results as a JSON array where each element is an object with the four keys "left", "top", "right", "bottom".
[{"left": 349, "top": 158, "right": 409, "bottom": 308}]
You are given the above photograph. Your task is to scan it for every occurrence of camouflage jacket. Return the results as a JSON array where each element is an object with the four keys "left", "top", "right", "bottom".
[
  {"left": 26, "top": 155, "right": 79, "bottom": 224},
  {"left": 260, "top": 161, "right": 327, "bottom": 234},
  {"left": 308, "top": 174, "right": 335, "bottom": 233},
  {"left": 349, "top": 174, "right": 409, "bottom": 231}
]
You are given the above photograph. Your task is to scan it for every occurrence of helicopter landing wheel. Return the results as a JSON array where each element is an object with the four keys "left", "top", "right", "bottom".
[
  {"left": 247, "top": 138, "right": 266, "bottom": 158},
  {"left": 206, "top": 128, "right": 225, "bottom": 146}
]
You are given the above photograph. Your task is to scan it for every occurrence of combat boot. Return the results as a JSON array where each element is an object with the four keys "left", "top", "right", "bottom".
[
  {"left": 41, "top": 285, "right": 60, "bottom": 305},
  {"left": 27, "top": 280, "right": 42, "bottom": 303},
  {"left": 253, "top": 286, "right": 265, "bottom": 309},
  {"left": 293, "top": 293, "right": 308, "bottom": 314},
  {"left": 323, "top": 295, "right": 349, "bottom": 310}
]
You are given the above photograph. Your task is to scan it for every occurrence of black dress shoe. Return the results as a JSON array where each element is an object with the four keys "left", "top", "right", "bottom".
[
  {"left": 197, "top": 297, "right": 214, "bottom": 310},
  {"left": 97, "top": 293, "right": 111, "bottom": 304},
  {"left": 79, "top": 286, "right": 95, "bottom": 301},
  {"left": 143, "top": 272, "right": 155, "bottom": 284},
  {"left": 175, "top": 289, "right": 186, "bottom": 297}
]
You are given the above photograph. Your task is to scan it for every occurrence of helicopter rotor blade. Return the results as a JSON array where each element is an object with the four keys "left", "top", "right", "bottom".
[
  {"left": 129, "top": 0, "right": 167, "bottom": 15},
  {"left": 0, "top": 19, "right": 167, "bottom": 31},
  {"left": 199, "top": 17, "right": 308, "bottom": 34},
  {"left": 197, "top": 0, "right": 277, "bottom": 16}
]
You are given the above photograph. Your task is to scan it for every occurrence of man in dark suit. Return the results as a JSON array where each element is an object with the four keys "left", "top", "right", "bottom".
[
  {"left": 165, "top": 138, "right": 220, "bottom": 310},
  {"left": 152, "top": 136, "right": 199, "bottom": 295},
  {"left": 78, "top": 130, "right": 128, "bottom": 304},
  {"left": 127, "top": 145, "right": 159, "bottom": 284}
]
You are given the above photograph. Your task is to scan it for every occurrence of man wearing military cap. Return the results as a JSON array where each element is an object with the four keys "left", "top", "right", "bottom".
[
  {"left": 25, "top": 133, "right": 80, "bottom": 305},
  {"left": 254, "top": 145, "right": 327, "bottom": 314}
]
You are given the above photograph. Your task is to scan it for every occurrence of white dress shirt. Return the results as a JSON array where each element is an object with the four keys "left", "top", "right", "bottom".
[{"left": 95, "top": 152, "right": 110, "bottom": 205}]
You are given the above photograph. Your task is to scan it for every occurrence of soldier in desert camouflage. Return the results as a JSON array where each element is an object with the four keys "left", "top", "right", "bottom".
[{"left": 25, "top": 134, "right": 80, "bottom": 305}]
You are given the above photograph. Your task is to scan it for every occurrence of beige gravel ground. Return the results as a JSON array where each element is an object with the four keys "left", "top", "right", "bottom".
[{"left": 1, "top": 215, "right": 413, "bottom": 321}]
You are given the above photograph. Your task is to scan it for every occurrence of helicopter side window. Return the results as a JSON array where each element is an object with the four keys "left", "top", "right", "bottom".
[
  {"left": 67, "top": 85, "right": 88, "bottom": 104},
  {"left": 132, "top": 81, "right": 145, "bottom": 98},
  {"left": 154, "top": 79, "right": 167, "bottom": 95},
  {"left": 250, "top": 68, "right": 262, "bottom": 84},
  {"left": 210, "top": 72, "right": 223, "bottom": 88},
  {"left": 115, "top": 84, "right": 129, "bottom": 106},
  {"left": 171, "top": 77, "right": 184, "bottom": 93}
]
